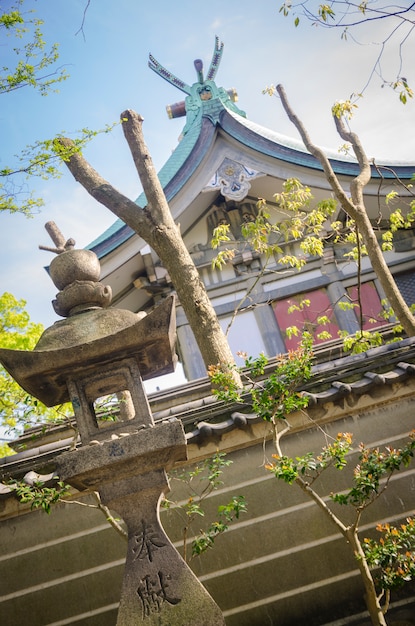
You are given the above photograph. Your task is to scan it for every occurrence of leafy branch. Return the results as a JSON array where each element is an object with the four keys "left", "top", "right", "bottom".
[
  {"left": 278, "top": 99, "right": 396, "bottom": 325},
  {"left": 1, "top": 1, "right": 68, "bottom": 96},
  {"left": 0, "top": 293, "right": 72, "bottom": 438},
  {"left": 211, "top": 339, "right": 415, "bottom": 624},
  {"left": 0, "top": 123, "right": 119, "bottom": 215},
  {"left": 364, "top": 517, "right": 415, "bottom": 596},
  {"left": 163, "top": 452, "right": 247, "bottom": 562},
  {"left": 191, "top": 495, "right": 247, "bottom": 557},
  {"left": 10, "top": 477, "right": 71, "bottom": 514}
]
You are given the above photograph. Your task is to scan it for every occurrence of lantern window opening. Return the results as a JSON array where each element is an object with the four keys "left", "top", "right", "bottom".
[{"left": 90, "top": 390, "right": 135, "bottom": 427}]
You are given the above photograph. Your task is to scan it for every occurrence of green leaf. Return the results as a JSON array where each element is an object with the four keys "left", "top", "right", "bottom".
[{"left": 0, "top": 292, "right": 72, "bottom": 435}]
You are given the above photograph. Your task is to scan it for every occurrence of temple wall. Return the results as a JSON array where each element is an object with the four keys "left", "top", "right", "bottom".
[{"left": 1, "top": 374, "right": 415, "bottom": 625}]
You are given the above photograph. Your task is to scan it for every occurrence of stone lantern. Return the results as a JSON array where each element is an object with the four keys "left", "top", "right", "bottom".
[{"left": 0, "top": 223, "right": 225, "bottom": 626}]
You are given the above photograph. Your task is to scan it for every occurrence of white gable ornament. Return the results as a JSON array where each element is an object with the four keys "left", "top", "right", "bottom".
[{"left": 204, "top": 157, "right": 261, "bottom": 201}]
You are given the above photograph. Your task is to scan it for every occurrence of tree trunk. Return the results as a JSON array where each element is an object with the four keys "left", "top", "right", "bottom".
[
  {"left": 58, "top": 118, "right": 239, "bottom": 379},
  {"left": 148, "top": 222, "right": 238, "bottom": 368},
  {"left": 353, "top": 205, "right": 415, "bottom": 337},
  {"left": 346, "top": 528, "right": 387, "bottom": 626},
  {"left": 289, "top": 461, "right": 387, "bottom": 624},
  {"left": 274, "top": 419, "right": 388, "bottom": 625},
  {"left": 276, "top": 84, "right": 415, "bottom": 338},
  {"left": 120, "top": 110, "right": 238, "bottom": 370}
]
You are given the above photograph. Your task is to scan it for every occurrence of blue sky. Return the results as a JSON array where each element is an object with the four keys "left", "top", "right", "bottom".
[{"left": 2, "top": 0, "right": 415, "bottom": 331}]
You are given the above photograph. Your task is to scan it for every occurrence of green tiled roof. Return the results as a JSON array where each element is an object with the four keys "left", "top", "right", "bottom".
[{"left": 89, "top": 85, "right": 415, "bottom": 258}]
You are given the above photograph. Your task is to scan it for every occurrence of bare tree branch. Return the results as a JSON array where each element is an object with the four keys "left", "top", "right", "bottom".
[
  {"left": 276, "top": 83, "right": 415, "bottom": 337},
  {"left": 276, "top": 84, "right": 356, "bottom": 218},
  {"left": 280, "top": 1, "right": 415, "bottom": 98},
  {"left": 75, "top": 0, "right": 91, "bottom": 41},
  {"left": 57, "top": 137, "right": 154, "bottom": 241},
  {"left": 58, "top": 124, "right": 240, "bottom": 381},
  {"left": 121, "top": 110, "right": 175, "bottom": 226}
]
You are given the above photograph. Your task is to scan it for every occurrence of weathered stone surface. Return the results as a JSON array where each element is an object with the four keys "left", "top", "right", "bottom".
[
  {"left": 52, "top": 280, "right": 112, "bottom": 317},
  {"left": 66, "top": 357, "right": 155, "bottom": 444},
  {"left": 98, "top": 469, "right": 225, "bottom": 626},
  {"left": 35, "top": 307, "right": 145, "bottom": 350},
  {"left": 55, "top": 421, "right": 187, "bottom": 489},
  {"left": 0, "top": 296, "right": 177, "bottom": 405},
  {"left": 56, "top": 422, "right": 225, "bottom": 625},
  {"left": 49, "top": 248, "right": 101, "bottom": 290},
  {"left": 1, "top": 233, "right": 225, "bottom": 624}
]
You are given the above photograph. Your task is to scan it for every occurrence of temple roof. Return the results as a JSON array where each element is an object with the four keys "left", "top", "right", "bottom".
[{"left": 88, "top": 78, "right": 415, "bottom": 259}]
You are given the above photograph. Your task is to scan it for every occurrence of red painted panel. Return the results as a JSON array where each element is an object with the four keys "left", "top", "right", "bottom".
[
  {"left": 273, "top": 289, "right": 339, "bottom": 351},
  {"left": 347, "top": 282, "right": 384, "bottom": 330}
]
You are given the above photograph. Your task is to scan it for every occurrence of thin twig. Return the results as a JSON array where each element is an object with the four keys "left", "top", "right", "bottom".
[{"left": 75, "top": 0, "right": 91, "bottom": 41}]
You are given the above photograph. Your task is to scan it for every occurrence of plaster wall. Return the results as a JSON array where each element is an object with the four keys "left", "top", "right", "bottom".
[
  {"left": 1, "top": 384, "right": 415, "bottom": 625},
  {"left": 219, "top": 310, "right": 267, "bottom": 358}
]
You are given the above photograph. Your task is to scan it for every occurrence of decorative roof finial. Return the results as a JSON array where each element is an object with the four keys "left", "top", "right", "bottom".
[
  {"left": 148, "top": 54, "right": 192, "bottom": 95},
  {"left": 39, "top": 221, "right": 75, "bottom": 255},
  {"left": 206, "top": 36, "right": 224, "bottom": 81},
  {"left": 150, "top": 37, "right": 246, "bottom": 131},
  {"left": 39, "top": 221, "right": 111, "bottom": 317},
  {"left": 148, "top": 36, "right": 224, "bottom": 93},
  {"left": 194, "top": 59, "right": 204, "bottom": 84}
]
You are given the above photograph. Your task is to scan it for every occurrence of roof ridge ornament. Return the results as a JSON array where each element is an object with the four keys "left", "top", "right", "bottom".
[
  {"left": 148, "top": 36, "right": 224, "bottom": 94},
  {"left": 206, "top": 36, "right": 224, "bottom": 81},
  {"left": 148, "top": 53, "right": 192, "bottom": 95},
  {"left": 149, "top": 37, "right": 246, "bottom": 134}
]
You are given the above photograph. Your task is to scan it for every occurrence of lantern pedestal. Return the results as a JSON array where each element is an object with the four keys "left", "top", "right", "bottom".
[{"left": 56, "top": 421, "right": 225, "bottom": 625}]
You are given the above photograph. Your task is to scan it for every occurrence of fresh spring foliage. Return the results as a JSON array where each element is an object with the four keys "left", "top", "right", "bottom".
[
  {"left": 10, "top": 477, "right": 71, "bottom": 514},
  {"left": 1, "top": 1, "right": 67, "bottom": 215},
  {"left": 1, "top": 123, "right": 118, "bottom": 216},
  {"left": 213, "top": 177, "right": 415, "bottom": 270},
  {"left": 265, "top": 432, "right": 353, "bottom": 484},
  {"left": 0, "top": 292, "right": 71, "bottom": 450},
  {"left": 265, "top": 429, "right": 415, "bottom": 615},
  {"left": 0, "top": 2, "right": 119, "bottom": 215},
  {"left": 191, "top": 495, "right": 247, "bottom": 557},
  {"left": 208, "top": 333, "right": 313, "bottom": 420},
  {"left": 211, "top": 177, "right": 415, "bottom": 353},
  {"left": 162, "top": 452, "right": 247, "bottom": 561},
  {"left": 8, "top": 476, "right": 128, "bottom": 540},
  {"left": 1, "top": 1, "right": 68, "bottom": 96},
  {"left": 266, "top": 432, "right": 415, "bottom": 510},
  {"left": 331, "top": 434, "right": 415, "bottom": 508},
  {"left": 212, "top": 178, "right": 338, "bottom": 272},
  {"left": 9, "top": 451, "right": 245, "bottom": 557},
  {"left": 364, "top": 518, "right": 415, "bottom": 591},
  {"left": 210, "top": 338, "right": 415, "bottom": 620},
  {"left": 340, "top": 329, "right": 383, "bottom": 354}
]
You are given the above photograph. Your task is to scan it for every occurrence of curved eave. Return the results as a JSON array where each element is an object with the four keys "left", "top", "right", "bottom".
[
  {"left": 88, "top": 222, "right": 134, "bottom": 260},
  {"left": 89, "top": 107, "right": 415, "bottom": 259},
  {"left": 89, "top": 117, "right": 217, "bottom": 259},
  {"left": 162, "top": 118, "right": 217, "bottom": 201},
  {"left": 220, "top": 108, "right": 415, "bottom": 180}
]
